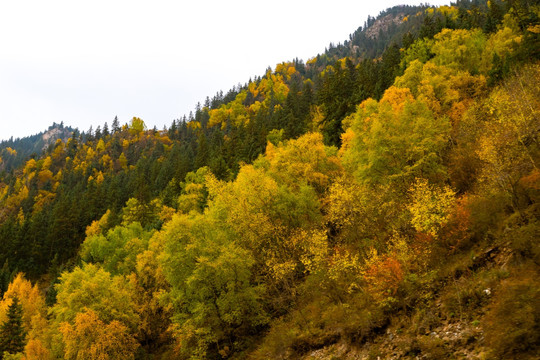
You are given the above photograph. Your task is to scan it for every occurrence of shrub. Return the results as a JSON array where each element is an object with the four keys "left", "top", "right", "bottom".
[{"left": 483, "top": 266, "right": 540, "bottom": 358}]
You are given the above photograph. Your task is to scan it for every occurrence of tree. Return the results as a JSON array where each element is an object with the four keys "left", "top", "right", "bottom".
[
  {"left": 102, "top": 122, "right": 110, "bottom": 137},
  {"left": 342, "top": 86, "right": 450, "bottom": 190},
  {"left": 0, "top": 296, "right": 26, "bottom": 356},
  {"left": 128, "top": 117, "right": 146, "bottom": 135},
  {"left": 50, "top": 264, "right": 139, "bottom": 331},
  {"left": 0, "top": 274, "right": 47, "bottom": 341},
  {"left": 112, "top": 116, "right": 120, "bottom": 134},
  {"left": 60, "top": 309, "right": 138, "bottom": 360},
  {"left": 431, "top": 28, "right": 487, "bottom": 74},
  {"left": 159, "top": 214, "right": 268, "bottom": 358},
  {"left": 407, "top": 178, "right": 456, "bottom": 237}
]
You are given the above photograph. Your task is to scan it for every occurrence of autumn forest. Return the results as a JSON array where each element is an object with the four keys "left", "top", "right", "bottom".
[{"left": 0, "top": 0, "right": 539, "bottom": 359}]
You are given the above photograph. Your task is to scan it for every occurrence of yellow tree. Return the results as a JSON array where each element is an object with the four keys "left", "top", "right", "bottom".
[
  {"left": 60, "top": 309, "right": 138, "bottom": 360},
  {"left": 0, "top": 274, "right": 46, "bottom": 335},
  {"left": 475, "top": 64, "right": 539, "bottom": 209},
  {"left": 407, "top": 178, "right": 456, "bottom": 238}
]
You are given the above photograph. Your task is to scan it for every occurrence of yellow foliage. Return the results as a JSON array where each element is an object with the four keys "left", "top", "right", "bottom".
[
  {"left": 380, "top": 87, "right": 415, "bottom": 113},
  {"left": 52, "top": 142, "right": 65, "bottom": 160},
  {"left": 327, "top": 248, "right": 361, "bottom": 286},
  {"left": 437, "top": 5, "right": 459, "bottom": 20},
  {"left": 263, "top": 132, "right": 343, "bottom": 193},
  {"left": 24, "top": 159, "right": 37, "bottom": 176},
  {"left": 32, "top": 190, "right": 55, "bottom": 214},
  {"left": 37, "top": 169, "right": 53, "bottom": 187},
  {"left": 0, "top": 273, "right": 47, "bottom": 333},
  {"left": 17, "top": 208, "right": 25, "bottom": 225},
  {"left": 407, "top": 178, "right": 456, "bottom": 237},
  {"left": 118, "top": 153, "right": 128, "bottom": 170},
  {"left": 42, "top": 156, "right": 52, "bottom": 170},
  {"left": 85, "top": 147, "right": 96, "bottom": 162},
  {"left": 96, "top": 139, "right": 106, "bottom": 152},
  {"left": 159, "top": 205, "right": 176, "bottom": 224},
  {"left": 95, "top": 171, "right": 105, "bottom": 184},
  {"left": 60, "top": 309, "right": 139, "bottom": 360},
  {"left": 4, "top": 184, "right": 28, "bottom": 216},
  {"left": 481, "top": 25, "right": 523, "bottom": 73},
  {"left": 528, "top": 24, "right": 540, "bottom": 34},
  {"left": 395, "top": 60, "right": 486, "bottom": 123},
  {"left": 476, "top": 64, "right": 540, "bottom": 196},
  {"left": 187, "top": 121, "right": 201, "bottom": 130},
  {"left": 431, "top": 28, "right": 487, "bottom": 74},
  {"left": 22, "top": 339, "right": 50, "bottom": 360},
  {"left": 85, "top": 209, "right": 111, "bottom": 237},
  {"left": 299, "top": 229, "right": 328, "bottom": 272},
  {"left": 101, "top": 154, "right": 112, "bottom": 170}
]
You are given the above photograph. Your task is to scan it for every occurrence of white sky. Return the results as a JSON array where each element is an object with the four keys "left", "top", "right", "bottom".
[{"left": 0, "top": 0, "right": 451, "bottom": 141}]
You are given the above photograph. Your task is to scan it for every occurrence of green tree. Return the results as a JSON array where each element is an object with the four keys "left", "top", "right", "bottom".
[
  {"left": 0, "top": 296, "right": 26, "bottom": 356},
  {"left": 159, "top": 214, "right": 268, "bottom": 358},
  {"left": 50, "top": 264, "right": 138, "bottom": 330},
  {"left": 342, "top": 86, "right": 450, "bottom": 190}
]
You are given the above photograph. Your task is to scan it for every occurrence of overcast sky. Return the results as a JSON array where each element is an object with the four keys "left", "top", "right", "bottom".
[{"left": 0, "top": 0, "right": 451, "bottom": 141}]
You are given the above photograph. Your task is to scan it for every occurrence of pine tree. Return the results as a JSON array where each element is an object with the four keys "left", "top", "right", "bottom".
[
  {"left": 0, "top": 296, "right": 26, "bottom": 356},
  {"left": 112, "top": 116, "right": 120, "bottom": 134},
  {"left": 102, "top": 122, "right": 110, "bottom": 137}
]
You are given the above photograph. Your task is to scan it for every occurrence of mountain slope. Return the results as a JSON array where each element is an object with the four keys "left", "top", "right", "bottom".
[{"left": 0, "top": 1, "right": 538, "bottom": 359}]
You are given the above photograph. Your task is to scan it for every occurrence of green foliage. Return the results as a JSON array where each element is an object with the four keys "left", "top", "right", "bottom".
[
  {"left": 128, "top": 117, "right": 146, "bottom": 134},
  {"left": 159, "top": 214, "right": 268, "bottom": 358},
  {"left": 343, "top": 87, "right": 450, "bottom": 190},
  {"left": 51, "top": 264, "right": 138, "bottom": 330},
  {"left": 177, "top": 167, "right": 211, "bottom": 214},
  {"left": 400, "top": 38, "right": 434, "bottom": 70},
  {"left": 431, "top": 28, "right": 487, "bottom": 74},
  {"left": 80, "top": 222, "right": 153, "bottom": 275},
  {"left": 0, "top": 2, "right": 538, "bottom": 358}
]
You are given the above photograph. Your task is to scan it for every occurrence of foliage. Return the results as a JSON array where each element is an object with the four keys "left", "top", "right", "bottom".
[
  {"left": 50, "top": 264, "right": 138, "bottom": 330},
  {"left": 342, "top": 86, "right": 450, "bottom": 189},
  {"left": 483, "top": 266, "right": 540, "bottom": 358},
  {"left": 60, "top": 309, "right": 139, "bottom": 360},
  {"left": 407, "top": 178, "right": 456, "bottom": 237},
  {"left": 0, "top": 296, "right": 26, "bottom": 357},
  {"left": 0, "top": 1, "right": 538, "bottom": 358}
]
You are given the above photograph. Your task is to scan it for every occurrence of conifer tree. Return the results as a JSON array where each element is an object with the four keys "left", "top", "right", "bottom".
[
  {"left": 0, "top": 296, "right": 26, "bottom": 356},
  {"left": 112, "top": 116, "right": 120, "bottom": 134}
]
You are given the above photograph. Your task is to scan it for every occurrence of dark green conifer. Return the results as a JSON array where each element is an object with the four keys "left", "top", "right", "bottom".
[{"left": 0, "top": 296, "right": 26, "bottom": 356}]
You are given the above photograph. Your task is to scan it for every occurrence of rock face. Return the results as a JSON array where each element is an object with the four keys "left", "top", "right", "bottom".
[
  {"left": 0, "top": 123, "right": 73, "bottom": 172},
  {"left": 41, "top": 126, "right": 70, "bottom": 150},
  {"left": 365, "top": 13, "right": 405, "bottom": 40}
]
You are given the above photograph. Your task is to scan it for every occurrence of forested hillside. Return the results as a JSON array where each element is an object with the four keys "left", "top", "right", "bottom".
[
  {"left": 0, "top": 123, "right": 73, "bottom": 173},
  {"left": 0, "top": 0, "right": 538, "bottom": 359}
]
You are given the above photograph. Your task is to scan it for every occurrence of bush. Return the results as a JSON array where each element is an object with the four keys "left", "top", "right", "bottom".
[{"left": 483, "top": 266, "right": 540, "bottom": 358}]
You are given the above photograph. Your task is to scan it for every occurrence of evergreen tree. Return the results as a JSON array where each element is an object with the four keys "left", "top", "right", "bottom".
[
  {"left": 194, "top": 132, "right": 209, "bottom": 169},
  {"left": 102, "top": 122, "right": 110, "bottom": 137},
  {"left": 112, "top": 116, "right": 120, "bottom": 134},
  {"left": 95, "top": 125, "right": 102, "bottom": 140},
  {"left": 0, "top": 296, "right": 26, "bottom": 356}
]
